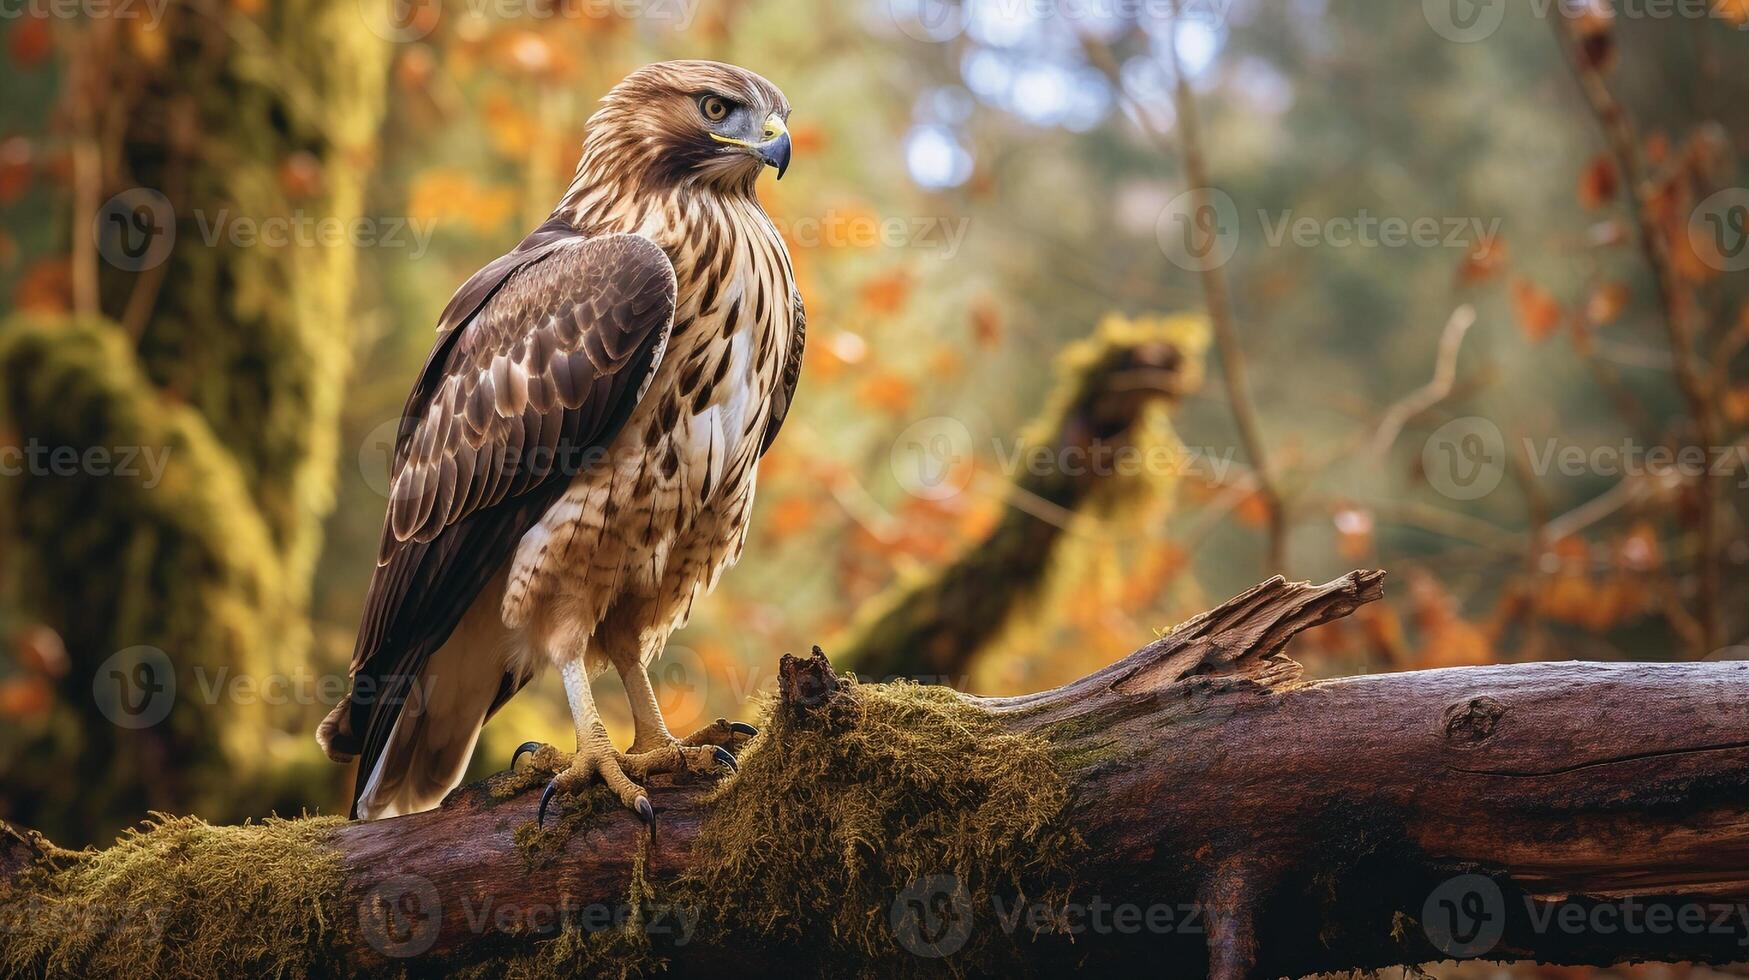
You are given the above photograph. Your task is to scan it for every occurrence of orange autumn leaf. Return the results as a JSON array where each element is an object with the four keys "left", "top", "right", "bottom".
[
  {"left": 788, "top": 123, "right": 827, "bottom": 156},
  {"left": 1645, "top": 131, "right": 1671, "bottom": 167},
  {"left": 1577, "top": 154, "right": 1618, "bottom": 209},
  {"left": 858, "top": 270, "right": 911, "bottom": 314},
  {"left": 277, "top": 151, "right": 325, "bottom": 199},
  {"left": 0, "top": 136, "right": 31, "bottom": 204},
  {"left": 1121, "top": 544, "right": 1187, "bottom": 611},
  {"left": 1410, "top": 573, "right": 1494, "bottom": 668},
  {"left": 127, "top": 18, "right": 168, "bottom": 64},
  {"left": 394, "top": 45, "right": 437, "bottom": 92},
  {"left": 1586, "top": 281, "right": 1630, "bottom": 325},
  {"left": 1233, "top": 490, "right": 1271, "bottom": 528},
  {"left": 855, "top": 372, "right": 915, "bottom": 415},
  {"left": 9, "top": 15, "right": 52, "bottom": 69},
  {"left": 765, "top": 495, "right": 820, "bottom": 538},
  {"left": 0, "top": 675, "right": 51, "bottom": 717},
  {"left": 929, "top": 346, "right": 966, "bottom": 379},
  {"left": 1676, "top": 213, "right": 1726, "bottom": 285},
  {"left": 969, "top": 296, "right": 1003, "bottom": 348},
  {"left": 407, "top": 168, "right": 517, "bottom": 234},
  {"left": 1511, "top": 278, "right": 1563, "bottom": 342},
  {"left": 14, "top": 257, "right": 70, "bottom": 314},
  {"left": 1723, "top": 384, "right": 1749, "bottom": 424},
  {"left": 482, "top": 92, "right": 540, "bottom": 157},
  {"left": 1456, "top": 236, "right": 1508, "bottom": 285},
  {"left": 1356, "top": 602, "right": 1411, "bottom": 669}
]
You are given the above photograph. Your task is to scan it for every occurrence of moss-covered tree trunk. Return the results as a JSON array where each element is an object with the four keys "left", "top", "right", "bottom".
[
  {"left": 0, "top": 3, "right": 389, "bottom": 843},
  {"left": 839, "top": 314, "right": 1207, "bottom": 683}
]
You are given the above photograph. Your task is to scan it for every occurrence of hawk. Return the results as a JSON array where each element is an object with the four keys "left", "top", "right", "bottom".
[{"left": 318, "top": 61, "right": 803, "bottom": 828}]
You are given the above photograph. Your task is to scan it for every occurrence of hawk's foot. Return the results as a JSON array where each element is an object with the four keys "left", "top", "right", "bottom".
[
  {"left": 675, "top": 717, "right": 759, "bottom": 749},
  {"left": 524, "top": 728, "right": 735, "bottom": 833}
]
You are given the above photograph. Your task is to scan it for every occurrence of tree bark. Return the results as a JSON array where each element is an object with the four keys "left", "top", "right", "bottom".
[
  {"left": 0, "top": 1, "right": 390, "bottom": 845},
  {"left": 10, "top": 570, "right": 1749, "bottom": 977},
  {"left": 334, "top": 569, "right": 1749, "bottom": 975}
]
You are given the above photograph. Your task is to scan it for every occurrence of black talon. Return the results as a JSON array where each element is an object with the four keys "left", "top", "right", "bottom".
[
  {"left": 729, "top": 721, "right": 758, "bottom": 736},
  {"left": 537, "top": 780, "right": 559, "bottom": 828},
  {"left": 512, "top": 740, "right": 543, "bottom": 770},
  {"left": 712, "top": 746, "right": 737, "bottom": 771},
  {"left": 634, "top": 796, "right": 656, "bottom": 840}
]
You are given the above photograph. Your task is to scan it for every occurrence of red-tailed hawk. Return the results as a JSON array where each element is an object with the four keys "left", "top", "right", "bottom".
[{"left": 318, "top": 61, "right": 802, "bottom": 827}]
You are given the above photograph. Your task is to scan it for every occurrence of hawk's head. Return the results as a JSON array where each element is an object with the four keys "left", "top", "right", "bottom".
[{"left": 583, "top": 60, "right": 792, "bottom": 194}]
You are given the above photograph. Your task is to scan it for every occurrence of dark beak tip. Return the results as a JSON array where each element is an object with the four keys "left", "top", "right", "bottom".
[{"left": 763, "top": 134, "right": 792, "bottom": 180}]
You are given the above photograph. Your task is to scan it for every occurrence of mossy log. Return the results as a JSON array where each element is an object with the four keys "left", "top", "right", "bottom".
[{"left": 7, "top": 571, "right": 1749, "bottom": 978}]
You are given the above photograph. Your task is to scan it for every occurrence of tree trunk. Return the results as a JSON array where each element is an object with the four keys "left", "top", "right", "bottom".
[{"left": 0, "top": 2, "right": 389, "bottom": 844}]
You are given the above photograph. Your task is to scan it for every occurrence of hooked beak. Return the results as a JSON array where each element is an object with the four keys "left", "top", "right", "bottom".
[
  {"left": 712, "top": 112, "right": 792, "bottom": 180},
  {"left": 755, "top": 113, "right": 791, "bottom": 180}
]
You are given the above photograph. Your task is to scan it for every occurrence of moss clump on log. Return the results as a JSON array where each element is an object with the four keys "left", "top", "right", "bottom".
[
  {"left": 480, "top": 676, "right": 1083, "bottom": 978},
  {"left": 0, "top": 815, "right": 347, "bottom": 978},
  {"left": 840, "top": 312, "right": 1209, "bottom": 683},
  {"left": 680, "top": 677, "right": 1081, "bottom": 975}
]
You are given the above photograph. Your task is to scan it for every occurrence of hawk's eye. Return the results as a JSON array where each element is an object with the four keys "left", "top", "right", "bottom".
[{"left": 699, "top": 95, "right": 732, "bottom": 122}]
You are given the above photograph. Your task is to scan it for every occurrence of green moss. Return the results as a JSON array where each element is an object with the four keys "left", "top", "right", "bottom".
[
  {"left": 0, "top": 815, "right": 347, "bottom": 978},
  {"left": 675, "top": 678, "right": 1082, "bottom": 976},
  {"left": 497, "top": 679, "right": 1083, "bottom": 978}
]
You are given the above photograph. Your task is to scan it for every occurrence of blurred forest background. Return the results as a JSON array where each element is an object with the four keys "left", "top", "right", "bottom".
[{"left": 0, "top": 1, "right": 1747, "bottom": 960}]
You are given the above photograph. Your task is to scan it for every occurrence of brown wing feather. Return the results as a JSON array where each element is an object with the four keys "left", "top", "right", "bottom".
[{"left": 340, "top": 230, "right": 676, "bottom": 816}]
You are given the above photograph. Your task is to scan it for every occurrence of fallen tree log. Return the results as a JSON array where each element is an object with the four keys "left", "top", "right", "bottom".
[{"left": 6, "top": 569, "right": 1749, "bottom": 978}]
